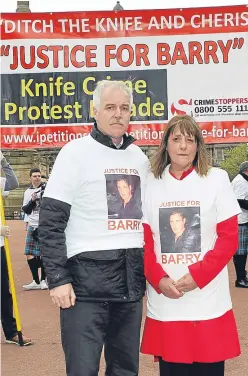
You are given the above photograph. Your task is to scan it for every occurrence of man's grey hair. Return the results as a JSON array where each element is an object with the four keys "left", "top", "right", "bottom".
[
  {"left": 239, "top": 161, "right": 248, "bottom": 173},
  {"left": 93, "top": 80, "right": 133, "bottom": 110}
]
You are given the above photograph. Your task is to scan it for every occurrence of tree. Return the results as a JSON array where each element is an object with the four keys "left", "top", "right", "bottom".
[{"left": 220, "top": 143, "right": 248, "bottom": 180}]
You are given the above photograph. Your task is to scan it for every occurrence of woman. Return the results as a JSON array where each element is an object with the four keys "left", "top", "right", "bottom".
[{"left": 141, "top": 115, "right": 241, "bottom": 376}]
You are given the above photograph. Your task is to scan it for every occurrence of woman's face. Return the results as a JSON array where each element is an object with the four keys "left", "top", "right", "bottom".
[{"left": 167, "top": 130, "right": 197, "bottom": 170}]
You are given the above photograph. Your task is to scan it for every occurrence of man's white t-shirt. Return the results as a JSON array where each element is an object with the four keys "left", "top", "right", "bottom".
[
  {"left": 144, "top": 166, "right": 240, "bottom": 322},
  {"left": 43, "top": 135, "right": 149, "bottom": 258}
]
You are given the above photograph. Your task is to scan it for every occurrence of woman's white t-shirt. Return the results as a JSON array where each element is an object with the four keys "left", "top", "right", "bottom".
[{"left": 144, "top": 166, "right": 240, "bottom": 321}]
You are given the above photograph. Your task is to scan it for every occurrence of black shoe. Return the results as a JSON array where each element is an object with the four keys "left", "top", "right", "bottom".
[{"left": 235, "top": 279, "right": 248, "bottom": 288}]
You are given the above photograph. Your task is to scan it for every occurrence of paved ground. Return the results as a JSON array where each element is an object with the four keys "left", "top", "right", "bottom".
[{"left": 1, "top": 220, "right": 248, "bottom": 376}]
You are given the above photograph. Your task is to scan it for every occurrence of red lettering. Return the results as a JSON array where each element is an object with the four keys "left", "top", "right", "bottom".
[
  {"left": 177, "top": 254, "right": 184, "bottom": 264},
  {"left": 117, "top": 220, "right": 126, "bottom": 230},
  {"left": 105, "top": 45, "right": 117, "bottom": 67},
  {"left": 37, "top": 45, "right": 49, "bottom": 69},
  {"left": 188, "top": 42, "right": 203, "bottom": 64},
  {"left": 157, "top": 43, "right": 171, "bottom": 65},
  {"left": 204, "top": 41, "right": 218, "bottom": 64},
  {"left": 135, "top": 44, "right": 150, "bottom": 66},
  {"left": 108, "top": 220, "right": 116, "bottom": 230},
  {"left": 63, "top": 45, "right": 69, "bottom": 68},
  {"left": 218, "top": 40, "right": 232, "bottom": 63},
  {"left": 171, "top": 42, "right": 188, "bottom": 65},
  {"left": 126, "top": 220, "right": 133, "bottom": 230},
  {"left": 20, "top": 45, "right": 35, "bottom": 69},
  {"left": 117, "top": 44, "right": 134, "bottom": 67},
  {"left": 71, "top": 45, "right": 84, "bottom": 68},
  {"left": 161, "top": 254, "right": 168, "bottom": 264},
  {"left": 105, "top": 44, "right": 150, "bottom": 67},
  {"left": 10, "top": 46, "right": 18, "bottom": 70},
  {"left": 168, "top": 255, "right": 177, "bottom": 264},
  {"left": 85, "top": 45, "right": 97, "bottom": 67},
  {"left": 185, "top": 254, "right": 194, "bottom": 264},
  {"left": 49, "top": 45, "right": 63, "bottom": 68}
]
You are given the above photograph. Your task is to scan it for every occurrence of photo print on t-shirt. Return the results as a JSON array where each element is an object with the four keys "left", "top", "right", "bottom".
[
  {"left": 105, "top": 169, "right": 143, "bottom": 231},
  {"left": 159, "top": 202, "right": 201, "bottom": 254}
]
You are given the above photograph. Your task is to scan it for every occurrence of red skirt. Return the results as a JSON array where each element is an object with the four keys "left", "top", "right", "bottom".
[{"left": 141, "top": 309, "right": 240, "bottom": 364}]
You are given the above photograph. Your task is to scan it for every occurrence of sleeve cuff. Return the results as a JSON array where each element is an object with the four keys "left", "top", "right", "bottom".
[
  {"left": 188, "top": 262, "right": 206, "bottom": 289},
  {"left": 150, "top": 267, "right": 168, "bottom": 294}
]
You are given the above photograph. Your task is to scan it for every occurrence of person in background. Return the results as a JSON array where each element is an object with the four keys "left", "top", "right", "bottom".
[
  {"left": 231, "top": 161, "right": 248, "bottom": 288},
  {"left": 141, "top": 115, "right": 240, "bottom": 376},
  {"left": 1, "top": 151, "right": 32, "bottom": 346},
  {"left": 22, "top": 168, "right": 48, "bottom": 291}
]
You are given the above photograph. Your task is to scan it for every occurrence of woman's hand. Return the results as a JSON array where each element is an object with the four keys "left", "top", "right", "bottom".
[
  {"left": 174, "top": 273, "right": 198, "bottom": 293},
  {"left": 158, "top": 277, "right": 184, "bottom": 299}
]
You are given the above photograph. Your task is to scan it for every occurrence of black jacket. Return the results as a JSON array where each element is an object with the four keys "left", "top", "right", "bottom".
[
  {"left": 118, "top": 197, "right": 143, "bottom": 220},
  {"left": 39, "top": 124, "right": 146, "bottom": 302},
  {"left": 173, "top": 215, "right": 201, "bottom": 253},
  {"left": 22, "top": 183, "right": 45, "bottom": 215}
]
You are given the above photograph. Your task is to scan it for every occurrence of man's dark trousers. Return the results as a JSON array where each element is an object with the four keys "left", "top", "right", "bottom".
[
  {"left": 61, "top": 299, "right": 143, "bottom": 376},
  {"left": 1, "top": 246, "right": 18, "bottom": 340}
]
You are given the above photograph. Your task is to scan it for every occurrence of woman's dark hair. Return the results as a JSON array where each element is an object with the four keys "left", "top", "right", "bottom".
[{"left": 151, "top": 115, "right": 210, "bottom": 179}]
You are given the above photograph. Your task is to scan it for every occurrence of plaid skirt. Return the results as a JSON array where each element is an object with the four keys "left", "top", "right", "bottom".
[
  {"left": 24, "top": 226, "right": 40, "bottom": 256},
  {"left": 236, "top": 224, "right": 248, "bottom": 255}
]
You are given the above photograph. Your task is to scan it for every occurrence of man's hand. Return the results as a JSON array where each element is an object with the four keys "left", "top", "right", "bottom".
[
  {"left": 31, "top": 192, "right": 38, "bottom": 201},
  {"left": 0, "top": 225, "right": 10, "bottom": 237},
  {"left": 50, "top": 283, "right": 76, "bottom": 309},
  {"left": 174, "top": 273, "right": 198, "bottom": 293},
  {"left": 158, "top": 277, "right": 184, "bottom": 299}
]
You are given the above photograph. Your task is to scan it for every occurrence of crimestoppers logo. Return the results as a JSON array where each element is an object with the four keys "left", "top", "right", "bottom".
[{"left": 171, "top": 99, "right": 193, "bottom": 115}]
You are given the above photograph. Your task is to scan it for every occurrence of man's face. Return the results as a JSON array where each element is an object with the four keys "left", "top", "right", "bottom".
[
  {"left": 93, "top": 87, "right": 131, "bottom": 139},
  {"left": 117, "top": 180, "right": 132, "bottom": 203},
  {"left": 31, "top": 172, "right": 41, "bottom": 188},
  {"left": 170, "top": 213, "right": 186, "bottom": 236}
]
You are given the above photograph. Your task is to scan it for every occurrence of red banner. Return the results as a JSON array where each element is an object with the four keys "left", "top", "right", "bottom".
[
  {"left": 1, "top": 121, "right": 247, "bottom": 149},
  {"left": 1, "top": 6, "right": 247, "bottom": 40},
  {"left": 1, "top": 6, "right": 248, "bottom": 149}
]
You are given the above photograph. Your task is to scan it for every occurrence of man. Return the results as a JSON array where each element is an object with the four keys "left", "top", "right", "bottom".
[
  {"left": 231, "top": 161, "right": 248, "bottom": 288},
  {"left": 161, "top": 211, "right": 200, "bottom": 253},
  {"left": 39, "top": 80, "right": 149, "bottom": 376},
  {"left": 1, "top": 151, "right": 32, "bottom": 345},
  {"left": 22, "top": 168, "right": 48, "bottom": 290},
  {"left": 169, "top": 211, "right": 186, "bottom": 243},
  {"left": 116, "top": 176, "right": 142, "bottom": 219}
]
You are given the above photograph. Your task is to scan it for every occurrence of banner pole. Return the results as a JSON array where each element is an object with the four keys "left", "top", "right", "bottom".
[{"left": 0, "top": 192, "right": 24, "bottom": 345}]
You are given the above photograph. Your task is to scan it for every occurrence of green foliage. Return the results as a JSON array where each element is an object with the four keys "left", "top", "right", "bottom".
[{"left": 220, "top": 144, "right": 248, "bottom": 180}]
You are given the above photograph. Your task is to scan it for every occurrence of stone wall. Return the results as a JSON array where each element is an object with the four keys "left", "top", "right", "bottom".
[{"left": 2, "top": 149, "right": 59, "bottom": 218}]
